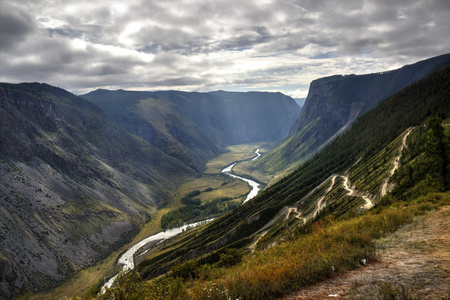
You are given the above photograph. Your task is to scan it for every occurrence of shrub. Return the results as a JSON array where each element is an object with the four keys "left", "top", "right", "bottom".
[
  {"left": 218, "top": 248, "right": 244, "bottom": 267},
  {"left": 171, "top": 260, "right": 199, "bottom": 280},
  {"left": 188, "top": 190, "right": 201, "bottom": 198}
]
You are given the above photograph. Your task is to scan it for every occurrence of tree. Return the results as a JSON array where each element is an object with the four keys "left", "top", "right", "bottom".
[{"left": 426, "top": 117, "right": 449, "bottom": 191}]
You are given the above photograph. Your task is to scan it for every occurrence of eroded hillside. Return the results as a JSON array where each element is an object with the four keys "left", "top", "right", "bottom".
[{"left": 0, "top": 83, "right": 193, "bottom": 298}]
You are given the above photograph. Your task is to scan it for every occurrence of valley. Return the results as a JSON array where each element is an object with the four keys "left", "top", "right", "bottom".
[
  {"left": 100, "top": 145, "right": 265, "bottom": 294},
  {"left": 1, "top": 54, "right": 448, "bottom": 300},
  {"left": 30, "top": 143, "right": 266, "bottom": 299},
  {"left": 94, "top": 64, "right": 450, "bottom": 299},
  {"left": 0, "top": 84, "right": 297, "bottom": 299},
  {"left": 2, "top": 0, "right": 449, "bottom": 298}
]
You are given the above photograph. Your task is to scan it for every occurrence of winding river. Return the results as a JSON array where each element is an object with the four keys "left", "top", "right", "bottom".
[
  {"left": 221, "top": 148, "right": 261, "bottom": 203},
  {"left": 101, "top": 148, "right": 262, "bottom": 293}
]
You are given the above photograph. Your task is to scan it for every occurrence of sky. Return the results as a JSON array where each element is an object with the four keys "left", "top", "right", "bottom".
[{"left": 1, "top": 0, "right": 449, "bottom": 98}]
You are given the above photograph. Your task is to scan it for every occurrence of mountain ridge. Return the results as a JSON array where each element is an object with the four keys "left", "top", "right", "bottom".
[{"left": 253, "top": 53, "right": 449, "bottom": 177}]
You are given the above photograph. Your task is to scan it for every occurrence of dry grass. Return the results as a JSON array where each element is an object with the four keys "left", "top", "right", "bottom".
[
  {"left": 177, "top": 175, "right": 249, "bottom": 203},
  {"left": 284, "top": 205, "right": 450, "bottom": 299}
]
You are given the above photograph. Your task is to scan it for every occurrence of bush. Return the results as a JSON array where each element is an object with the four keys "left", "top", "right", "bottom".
[
  {"left": 171, "top": 260, "right": 199, "bottom": 280},
  {"left": 218, "top": 248, "right": 244, "bottom": 267},
  {"left": 188, "top": 190, "right": 201, "bottom": 198}
]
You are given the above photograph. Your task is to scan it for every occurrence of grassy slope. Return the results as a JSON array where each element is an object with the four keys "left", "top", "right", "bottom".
[{"left": 96, "top": 192, "right": 449, "bottom": 299}]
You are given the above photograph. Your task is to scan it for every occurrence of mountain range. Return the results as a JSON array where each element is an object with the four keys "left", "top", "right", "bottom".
[
  {"left": 0, "top": 53, "right": 448, "bottom": 299},
  {"left": 126, "top": 60, "right": 450, "bottom": 299},
  {"left": 81, "top": 90, "right": 300, "bottom": 173}
]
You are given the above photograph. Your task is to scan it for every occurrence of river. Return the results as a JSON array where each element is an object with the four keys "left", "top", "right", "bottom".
[
  {"left": 221, "top": 148, "right": 261, "bottom": 203},
  {"left": 101, "top": 148, "right": 262, "bottom": 293}
]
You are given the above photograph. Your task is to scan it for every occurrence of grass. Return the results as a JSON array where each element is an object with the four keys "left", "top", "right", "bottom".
[
  {"left": 176, "top": 175, "right": 249, "bottom": 204},
  {"left": 349, "top": 130, "right": 410, "bottom": 198},
  {"left": 96, "top": 192, "right": 449, "bottom": 300}
]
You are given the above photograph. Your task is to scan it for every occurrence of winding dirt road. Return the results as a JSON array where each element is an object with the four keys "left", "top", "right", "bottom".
[
  {"left": 381, "top": 128, "right": 413, "bottom": 197},
  {"left": 341, "top": 175, "right": 374, "bottom": 209},
  {"left": 250, "top": 129, "right": 415, "bottom": 251},
  {"left": 312, "top": 175, "right": 337, "bottom": 218}
]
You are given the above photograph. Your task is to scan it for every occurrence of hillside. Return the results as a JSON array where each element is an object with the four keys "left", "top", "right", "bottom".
[
  {"left": 0, "top": 83, "right": 194, "bottom": 298},
  {"left": 283, "top": 205, "right": 450, "bottom": 299},
  {"left": 81, "top": 90, "right": 300, "bottom": 172},
  {"left": 252, "top": 53, "right": 449, "bottom": 178},
  {"left": 108, "top": 66, "right": 450, "bottom": 297}
]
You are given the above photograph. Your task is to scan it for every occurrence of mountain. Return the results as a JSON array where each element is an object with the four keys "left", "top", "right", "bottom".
[
  {"left": 0, "top": 83, "right": 195, "bottom": 298},
  {"left": 81, "top": 90, "right": 300, "bottom": 172},
  {"left": 253, "top": 53, "right": 449, "bottom": 176},
  {"left": 131, "top": 66, "right": 450, "bottom": 287},
  {"left": 294, "top": 97, "right": 306, "bottom": 108}
]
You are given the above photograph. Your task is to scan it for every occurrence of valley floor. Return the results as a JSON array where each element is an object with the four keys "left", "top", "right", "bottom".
[{"left": 284, "top": 206, "right": 450, "bottom": 299}]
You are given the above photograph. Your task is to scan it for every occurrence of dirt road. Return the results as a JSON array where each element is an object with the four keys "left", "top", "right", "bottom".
[
  {"left": 285, "top": 206, "right": 450, "bottom": 299},
  {"left": 381, "top": 128, "right": 413, "bottom": 197}
]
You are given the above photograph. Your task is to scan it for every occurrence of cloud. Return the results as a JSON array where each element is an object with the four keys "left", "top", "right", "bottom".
[
  {"left": 0, "top": 0, "right": 449, "bottom": 95},
  {"left": 0, "top": 3, "right": 36, "bottom": 51}
]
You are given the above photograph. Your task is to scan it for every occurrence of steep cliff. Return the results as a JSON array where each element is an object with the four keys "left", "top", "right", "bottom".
[{"left": 254, "top": 53, "right": 449, "bottom": 175}]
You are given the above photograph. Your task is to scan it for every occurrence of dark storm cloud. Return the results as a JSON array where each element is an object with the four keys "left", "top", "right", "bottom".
[
  {"left": 0, "top": 3, "right": 36, "bottom": 51},
  {"left": 1, "top": 0, "right": 449, "bottom": 96},
  {"left": 213, "top": 26, "right": 273, "bottom": 52}
]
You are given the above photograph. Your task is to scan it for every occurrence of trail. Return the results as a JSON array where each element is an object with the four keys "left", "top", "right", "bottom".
[
  {"left": 285, "top": 207, "right": 301, "bottom": 220},
  {"left": 250, "top": 173, "right": 376, "bottom": 251},
  {"left": 312, "top": 175, "right": 337, "bottom": 218},
  {"left": 251, "top": 128, "right": 414, "bottom": 252},
  {"left": 249, "top": 231, "right": 267, "bottom": 252},
  {"left": 341, "top": 175, "right": 374, "bottom": 210},
  {"left": 381, "top": 128, "right": 413, "bottom": 197},
  {"left": 284, "top": 206, "right": 450, "bottom": 299}
]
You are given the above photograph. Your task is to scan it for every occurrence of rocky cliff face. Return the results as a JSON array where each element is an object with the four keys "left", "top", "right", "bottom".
[
  {"left": 255, "top": 53, "right": 450, "bottom": 175},
  {"left": 0, "top": 83, "right": 194, "bottom": 298},
  {"left": 82, "top": 90, "right": 300, "bottom": 172}
]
